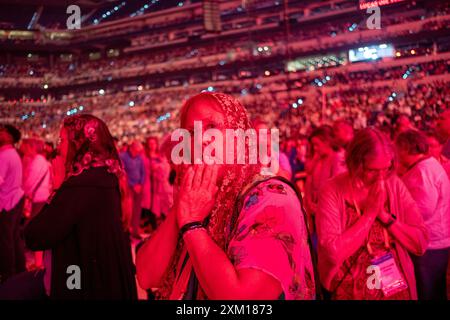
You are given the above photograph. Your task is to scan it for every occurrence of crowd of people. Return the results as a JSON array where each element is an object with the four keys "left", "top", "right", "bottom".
[
  {"left": 3, "top": 58, "right": 448, "bottom": 149},
  {"left": 0, "top": 90, "right": 449, "bottom": 300},
  {"left": 1, "top": 2, "right": 448, "bottom": 87}
]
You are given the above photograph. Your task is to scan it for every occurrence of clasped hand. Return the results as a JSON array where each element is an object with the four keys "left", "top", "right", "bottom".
[
  {"left": 362, "top": 179, "right": 391, "bottom": 223},
  {"left": 176, "top": 165, "right": 219, "bottom": 228}
]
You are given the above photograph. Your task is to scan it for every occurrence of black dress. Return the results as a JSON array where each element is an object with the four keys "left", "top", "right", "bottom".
[{"left": 25, "top": 166, "right": 137, "bottom": 300}]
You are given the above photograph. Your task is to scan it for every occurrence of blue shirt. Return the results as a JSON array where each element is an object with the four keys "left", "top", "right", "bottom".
[{"left": 120, "top": 151, "right": 145, "bottom": 187}]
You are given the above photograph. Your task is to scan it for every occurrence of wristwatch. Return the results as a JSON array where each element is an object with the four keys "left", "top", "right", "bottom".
[{"left": 382, "top": 213, "right": 397, "bottom": 228}]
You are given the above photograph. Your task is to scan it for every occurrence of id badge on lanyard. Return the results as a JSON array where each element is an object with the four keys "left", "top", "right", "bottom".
[
  {"left": 353, "top": 199, "right": 408, "bottom": 298},
  {"left": 370, "top": 252, "right": 408, "bottom": 297}
]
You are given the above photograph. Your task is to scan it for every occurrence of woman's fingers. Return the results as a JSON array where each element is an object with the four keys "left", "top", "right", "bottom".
[
  {"left": 208, "top": 165, "right": 219, "bottom": 191},
  {"left": 372, "top": 188, "right": 387, "bottom": 210},
  {"left": 182, "top": 166, "right": 195, "bottom": 190},
  {"left": 192, "top": 165, "right": 205, "bottom": 190},
  {"left": 201, "top": 165, "right": 213, "bottom": 189}
]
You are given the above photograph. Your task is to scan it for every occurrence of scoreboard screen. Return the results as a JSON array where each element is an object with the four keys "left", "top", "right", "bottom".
[
  {"left": 348, "top": 44, "right": 394, "bottom": 62},
  {"left": 359, "top": 0, "right": 405, "bottom": 10}
]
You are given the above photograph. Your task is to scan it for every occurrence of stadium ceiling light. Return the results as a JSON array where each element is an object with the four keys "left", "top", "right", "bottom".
[{"left": 95, "top": 2, "right": 127, "bottom": 24}]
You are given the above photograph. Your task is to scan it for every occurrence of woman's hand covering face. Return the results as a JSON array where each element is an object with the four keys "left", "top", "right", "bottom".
[{"left": 176, "top": 164, "right": 219, "bottom": 228}]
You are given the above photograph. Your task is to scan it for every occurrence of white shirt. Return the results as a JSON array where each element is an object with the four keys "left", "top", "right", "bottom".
[
  {"left": 0, "top": 145, "right": 24, "bottom": 211},
  {"left": 23, "top": 154, "right": 52, "bottom": 203},
  {"left": 402, "top": 157, "right": 450, "bottom": 250}
]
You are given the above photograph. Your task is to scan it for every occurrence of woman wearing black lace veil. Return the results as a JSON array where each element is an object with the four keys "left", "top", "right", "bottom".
[{"left": 23, "top": 114, "right": 137, "bottom": 299}]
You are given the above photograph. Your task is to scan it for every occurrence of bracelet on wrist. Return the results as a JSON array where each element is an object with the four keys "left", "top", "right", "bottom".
[{"left": 179, "top": 221, "right": 205, "bottom": 238}]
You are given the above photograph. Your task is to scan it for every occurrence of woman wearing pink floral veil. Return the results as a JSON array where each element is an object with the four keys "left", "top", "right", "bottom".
[{"left": 136, "top": 92, "right": 316, "bottom": 300}]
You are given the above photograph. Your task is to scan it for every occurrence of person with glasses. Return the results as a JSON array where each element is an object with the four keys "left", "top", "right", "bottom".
[{"left": 316, "top": 127, "right": 429, "bottom": 299}]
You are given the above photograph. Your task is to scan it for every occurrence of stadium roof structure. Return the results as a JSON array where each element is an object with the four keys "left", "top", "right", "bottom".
[{"left": 0, "top": 0, "right": 198, "bottom": 30}]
